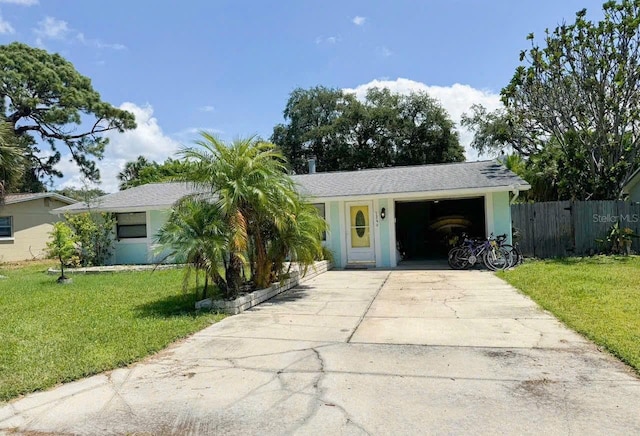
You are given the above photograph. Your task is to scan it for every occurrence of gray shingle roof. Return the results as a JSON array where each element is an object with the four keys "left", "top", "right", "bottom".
[
  {"left": 53, "top": 161, "right": 529, "bottom": 213},
  {"left": 5, "top": 192, "right": 76, "bottom": 205},
  {"left": 291, "top": 160, "right": 529, "bottom": 199},
  {"left": 53, "top": 182, "right": 200, "bottom": 213}
]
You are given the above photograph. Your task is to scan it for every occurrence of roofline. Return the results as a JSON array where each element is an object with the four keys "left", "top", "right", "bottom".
[
  {"left": 290, "top": 159, "right": 499, "bottom": 178},
  {"left": 51, "top": 204, "right": 170, "bottom": 215},
  {"left": 5, "top": 192, "right": 77, "bottom": 206},
  {"left": 300, "top": 184, "right": 531, "bottom": 202},
  {"left": 622, "top": 167, "right": 640, "bottom": 194},
  {"left": 51, "top": 184, "right": 531, "bottom": 213}
]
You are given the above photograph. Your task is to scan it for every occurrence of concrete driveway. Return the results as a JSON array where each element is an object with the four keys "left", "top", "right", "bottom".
[{"left": 1, "top": 269, "right": 639, "bottom": 435}]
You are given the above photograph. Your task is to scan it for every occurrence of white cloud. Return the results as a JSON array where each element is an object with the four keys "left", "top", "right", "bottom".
[
  {"left": 107, "top": 102, "right": 181, "bottom": 161},
  {"left": 199, "top": 105, "right": 215, "bottom": 112},
  {"left": 55, "top": 102, "right": 181, "bottom": 193},
  {"left": 77, "top": 32, "right": 126, "bottom": 50},
  {"left": 344, "top": 78, "right": 503, "bottom": 161},
  {"left": 315, "top": 35, "right": 340, "bottom": 45},
  {"left": 33, "top": 18, "right": 126, "bottom": 50},
  {"left": 352, "top": 16, "right": 366, "bottom": 26},
  {"left": 34, "top": 16, "right": 69, "bottom": 39},
  {"left": 0, "top": 12, "right": 14, "bottom": 34},
  {"left": 377, "top": 46, "right": 392, "bottom": 57},
  {"left": 0, "top": 0, "right": 38, "bottom": 5}
]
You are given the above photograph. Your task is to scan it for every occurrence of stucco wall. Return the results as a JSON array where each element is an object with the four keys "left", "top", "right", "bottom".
[
  {"left": 492, "top": 191, "right": 513, "bottom": 244},
  {"left": 0, "top": 198, "right": 68, "bottom": 262},
  {"left": 114, "top": 242, "right": 148, "bottom": 265},
  {"left": 327, "top": 201, "right": 343, "bottom": 267},
  {"left": 148, "top": 209, "right": 171, "bottom": 263},
  {"left": 377, "top": 198, "right": 391, "bottom": 267}
]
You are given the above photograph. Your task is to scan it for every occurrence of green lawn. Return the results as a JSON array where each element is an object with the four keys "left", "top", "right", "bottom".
[
  {"left": 0, "top": 261, "right": 225, "bottom": 402},
  {"left": 498, "top": 256, "right": 640, "bottom": 372}
]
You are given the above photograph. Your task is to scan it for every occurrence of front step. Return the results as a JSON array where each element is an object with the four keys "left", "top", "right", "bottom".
[{"left": 345, "top": 262, "right": 376, "bottom": 270}]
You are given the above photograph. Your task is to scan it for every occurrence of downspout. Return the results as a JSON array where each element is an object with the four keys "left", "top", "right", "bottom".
[{"left": 510, "top": 184, "right": 520, "bottom": 205}]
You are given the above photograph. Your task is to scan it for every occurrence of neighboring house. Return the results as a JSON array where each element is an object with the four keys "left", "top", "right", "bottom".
[
  {"left": 622, "top": 168, "right": 640, "bottom": 202},
  {"left": 54, "top": 160, "right": 529, "bottom": 267},
  {"left": 0, "top": 193, "right": 77, "bottom": 262}
]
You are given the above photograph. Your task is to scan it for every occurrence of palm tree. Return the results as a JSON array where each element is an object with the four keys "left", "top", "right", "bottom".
[
  {"left": 268, "top": 200, "right": 326, "bottom": 281},
  {"left": 117, "top": 156, "right": 156, "bottom": 190},
  {"left": 155, "top": 197, "right": 238, "bottom": 299},
  {"left": 0, "top": 120, "right": 24, "bottom": 200},
  {"left": 178, "top": 133, "right": 326, "bottom": 292}
]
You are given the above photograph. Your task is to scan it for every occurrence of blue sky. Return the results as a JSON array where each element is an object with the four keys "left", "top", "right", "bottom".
[{"left": 0, "top": 0, "right": 604, "bottom": 192}]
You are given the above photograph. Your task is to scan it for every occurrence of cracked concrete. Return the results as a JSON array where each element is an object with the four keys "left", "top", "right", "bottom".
[{"left": 1, "top": 268, "right": 640, "bottom": 435}]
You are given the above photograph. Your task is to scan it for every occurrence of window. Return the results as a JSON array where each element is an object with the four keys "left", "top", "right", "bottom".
[
  {"left": 0, "top": 217, "right": 12, "bottom": 237},
  {"left": 312, "top": 203, "right": 326, "bottom": 241},
  {"left": 116, "top": 212, "right": 147, "bottom": 239}
]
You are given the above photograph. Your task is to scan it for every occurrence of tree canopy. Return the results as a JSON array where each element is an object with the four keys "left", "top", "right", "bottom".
[
  {"left": 463, "top": 0, "right": 640, "bottom": 201},
  {"left": 0, "top": 42, "right": 136, "bottom": 189},
  {"left": 117, "top": 156, "right": 194, "bottom": 190},
  {"left": 55, "top": 187, "right": 107, "bottom": 202},
  {"left": 271, "top": 86, "right": 465, "bottom": 174}
]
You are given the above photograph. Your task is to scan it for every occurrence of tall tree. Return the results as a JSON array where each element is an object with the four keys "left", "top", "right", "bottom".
[
  {"left": 55, "top": 187, "right": 107, "bottom": 202},
  {"left": 0, "top": 119, "right": 24, "bottom": 199},
  {"left": 117, "top": 156, "right": 193, "bottom": 190},
  {"left": 0, "top": 42, "right": 136, "bottom": 188},
  {"left": 117, "top": 156, "right": 155, "bottom": 190},
  {"left": 463, "top": 0, "right": 640, "bottom": 200},
  {"left": 271, "top": 86, "right": 464, "bottom": 174}
]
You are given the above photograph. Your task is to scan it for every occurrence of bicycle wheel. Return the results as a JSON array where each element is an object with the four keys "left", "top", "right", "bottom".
[
  {"left": 448, "top": 247, "right": 470, "bottom": 270},
  {"left": 499, "top": 244, "right": 519, "bottom": 268},
  {"left": 483, "top": 247, "right": 510, "bottom": 271}
]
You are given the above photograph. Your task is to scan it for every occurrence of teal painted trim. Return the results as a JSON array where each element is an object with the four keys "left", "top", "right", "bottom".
[
  {"left": 492, "top": 191, "right": 512, "bottom": 243},
  {"left": 328, "top": 201, "right": 342, "bottom": 267},
  {"left": 114, "top": 243, "right": 148, "bottom": 265},
  {"left": 378, "top": 198, "right": 391, "bottom": 267}
]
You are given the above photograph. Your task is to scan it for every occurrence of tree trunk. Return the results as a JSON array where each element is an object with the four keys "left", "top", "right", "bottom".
[{"left": 252, "top": 227, "right": 271, "bottom": 289}]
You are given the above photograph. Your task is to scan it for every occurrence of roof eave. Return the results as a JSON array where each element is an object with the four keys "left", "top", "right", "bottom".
[
  {"left": 51, "top": 204, "right": 173, "bottom": 215},
  {"left": 5, "top": 192, "right": 77, "bottom": 206},
  {"left": 301, "top": 184, "right": 531, "bottom": 202}
]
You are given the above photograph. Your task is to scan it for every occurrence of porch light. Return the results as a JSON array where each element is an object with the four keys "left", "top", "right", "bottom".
[{"left": 380, "top": 207, "right": 386, "bottom": 220}]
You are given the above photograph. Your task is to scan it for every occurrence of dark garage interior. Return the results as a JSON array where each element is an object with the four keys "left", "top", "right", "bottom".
[{"left": 395, "top": 197, "right": 486, "bottom": 260}]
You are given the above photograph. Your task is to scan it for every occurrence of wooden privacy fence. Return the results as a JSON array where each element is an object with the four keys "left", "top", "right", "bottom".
[{"left": 511, "top": 201, "right": 640, "bottom": 258}]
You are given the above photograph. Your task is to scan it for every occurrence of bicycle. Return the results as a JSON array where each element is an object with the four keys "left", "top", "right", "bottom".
[
  {"left": 493, "top": 234, "right": 524, "bottom": 268},
  {"left": 448, "top": 233, "right": 510, "bottom": 271}
]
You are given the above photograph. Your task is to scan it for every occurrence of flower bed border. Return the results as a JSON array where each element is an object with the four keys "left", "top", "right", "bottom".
[{"left": 195, "top": 260, "right": 332, "bottom": 314}]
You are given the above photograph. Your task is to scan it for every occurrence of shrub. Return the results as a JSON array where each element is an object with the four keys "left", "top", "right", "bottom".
[{"left": 64, "top": 212, "right": 115, "bottom": 266}]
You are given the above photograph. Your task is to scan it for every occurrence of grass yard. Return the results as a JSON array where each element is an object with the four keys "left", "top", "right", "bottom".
[
  {"left": 0, "top": 261, "right": 225, "bottom": 402},
  {"left": 498, "top": 256, "right": 640, "bottom": 373}
]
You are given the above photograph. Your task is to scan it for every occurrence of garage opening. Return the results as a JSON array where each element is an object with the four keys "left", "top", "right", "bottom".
[{"left": 395, "top": 197, "right": 485, "bottom": 260}]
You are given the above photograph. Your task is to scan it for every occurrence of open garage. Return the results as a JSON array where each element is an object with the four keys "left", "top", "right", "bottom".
[{"left": 395, "top": 197, "right": 486, "bottom": 260}]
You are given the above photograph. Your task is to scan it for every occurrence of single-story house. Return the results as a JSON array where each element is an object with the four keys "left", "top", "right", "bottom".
[
  {"left": 623, "top": 168, "right": 640, "bottom": 202},
  {"left": 0, "top": 192, "right": 77, "bottom": 262},
  {"left": 54, "top": 160, "right": 529, "bottom": 268}
]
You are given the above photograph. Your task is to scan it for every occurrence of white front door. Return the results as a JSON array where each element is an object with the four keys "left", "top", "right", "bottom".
[{"left": 346, "top": 202, "right": 375, "bottom": 263}]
